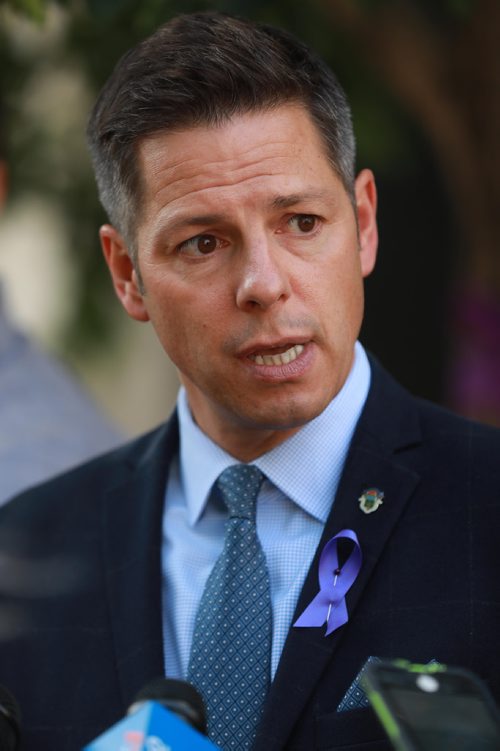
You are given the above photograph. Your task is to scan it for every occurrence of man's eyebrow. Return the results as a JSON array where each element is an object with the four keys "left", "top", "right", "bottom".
[
  {"left": 271, "top": 191, "right": 331, "bottom": 210},
  {"left": 160, "top": 213, "right": 226, "bottom": 234},
  {"left": 157, "top": 193, "right": 333, "bottom": 235}
]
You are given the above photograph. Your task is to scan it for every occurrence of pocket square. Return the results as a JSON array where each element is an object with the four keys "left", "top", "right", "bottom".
[
  {"left": 336, "top": 656, "right": 381, "bottom": 713},
  {"left": 336, "top": 656, "right": 440, "bottom": 713}
]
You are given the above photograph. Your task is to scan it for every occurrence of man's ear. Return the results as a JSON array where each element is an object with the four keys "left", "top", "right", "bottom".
[
  {"left": 354, "top": 168, "right": 378, "bottom": 279},
  {"left": 99, "top": 224, "right": 149, "bottom": 322}
]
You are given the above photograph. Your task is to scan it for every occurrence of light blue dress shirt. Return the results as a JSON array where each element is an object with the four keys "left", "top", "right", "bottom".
[{"left": 162, "top": 341, "right": 371, "bottom": 680}]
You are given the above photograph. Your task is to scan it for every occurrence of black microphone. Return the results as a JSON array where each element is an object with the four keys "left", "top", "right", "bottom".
[
  {"left": 84, "top": 678, "right": 220, "bottom": 749},
  {"left": 127, "top": 678, "right": 207, "bottom": 735},
  {"left": 0, "top": 685, "right": 21, "bottom": 751}
]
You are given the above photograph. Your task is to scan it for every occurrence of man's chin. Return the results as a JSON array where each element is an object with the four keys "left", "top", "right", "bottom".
[{"left": 232, "top": 397, "right": 330, "bottom": 433}]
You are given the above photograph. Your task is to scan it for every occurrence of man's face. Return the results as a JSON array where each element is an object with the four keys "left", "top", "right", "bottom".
[{"left": 102, "top": 104, "right": 378, "bottom": 459}]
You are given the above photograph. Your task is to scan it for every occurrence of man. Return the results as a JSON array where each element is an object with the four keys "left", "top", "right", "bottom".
[
  {"left": 0, "top": 94, "right": 122, "bottom": 504},
  {"left": 0, "top": 12, "right": 498, "bottom": 751}
]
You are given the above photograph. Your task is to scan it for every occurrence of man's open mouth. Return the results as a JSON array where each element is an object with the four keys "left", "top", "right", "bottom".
[{"left": 249, "top": 344, "right": 304, "bottom": 366}]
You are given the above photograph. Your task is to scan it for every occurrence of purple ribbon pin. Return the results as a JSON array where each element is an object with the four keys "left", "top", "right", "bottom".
[{"left": 293, "top": 529, "right": 362, "bottom": 636}]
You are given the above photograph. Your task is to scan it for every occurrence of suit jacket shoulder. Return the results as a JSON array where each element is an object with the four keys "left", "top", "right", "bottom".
[
  {"left": 0, "top": 414, "right": 180, "bottom": 749},
  {"left": 256, "top": 358, "right": 500, "bottom": 750}
]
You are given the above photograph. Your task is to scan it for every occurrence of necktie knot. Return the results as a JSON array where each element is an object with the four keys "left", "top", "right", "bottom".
[{"left": 216, "top": 464, "right": 264, "bottom": 520}]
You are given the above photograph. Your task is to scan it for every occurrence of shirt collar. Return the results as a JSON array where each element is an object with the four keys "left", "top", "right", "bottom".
[{"left": 178, "top": 341, "right": 371, "bottom": 526}]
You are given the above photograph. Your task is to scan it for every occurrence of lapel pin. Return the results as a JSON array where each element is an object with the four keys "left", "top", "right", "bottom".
[{"left": 359, "top": 488, "right": 384, "bottom": 514}]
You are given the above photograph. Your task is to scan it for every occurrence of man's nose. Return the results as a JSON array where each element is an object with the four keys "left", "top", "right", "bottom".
[{"left": 235, "top": 236, "right": 291, "bottom": 311}]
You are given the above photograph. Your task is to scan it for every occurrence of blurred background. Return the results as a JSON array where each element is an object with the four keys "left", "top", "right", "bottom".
[{"left": 0, "top": 0, "right": 499, "bottom": 437}]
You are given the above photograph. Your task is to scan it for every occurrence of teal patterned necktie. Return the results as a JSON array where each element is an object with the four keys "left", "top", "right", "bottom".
[{"left": 187, "top": 464, "right": 272, "bottom": 751}]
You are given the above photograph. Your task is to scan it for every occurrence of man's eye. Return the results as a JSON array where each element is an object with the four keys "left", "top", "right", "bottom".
[
  {"left": 287, "top": 214, "right": 318, "bottom": 233},
  {"left": 178, "top": 234, "right": 219, "bottom": 256}
]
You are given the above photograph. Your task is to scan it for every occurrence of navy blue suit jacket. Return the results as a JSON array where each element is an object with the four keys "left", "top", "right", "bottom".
[{"left": 0, "top": 360, "right": 499, "bottom": 750}]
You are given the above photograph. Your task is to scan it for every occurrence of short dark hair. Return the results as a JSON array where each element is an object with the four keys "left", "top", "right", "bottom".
[{"left": 87, "top": 12, "right": 356, "bottom": 261}]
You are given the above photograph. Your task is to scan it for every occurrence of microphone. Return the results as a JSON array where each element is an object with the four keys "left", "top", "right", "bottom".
[
  {"left": 127, "top": 678, "right": 207, "bottom": 735},
  {"left": 0, "top": 684, "right": 21, "bottom": 751},
  {"left": 83, "top": 678, "right": 220, "bottom": 750}
]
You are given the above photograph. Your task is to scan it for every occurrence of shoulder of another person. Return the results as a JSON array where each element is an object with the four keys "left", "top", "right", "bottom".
[{"left": 0, "top": 417, "right": 177, "bottom": 522}]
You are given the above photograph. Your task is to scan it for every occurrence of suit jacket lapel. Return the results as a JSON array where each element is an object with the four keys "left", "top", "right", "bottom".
[
  {"left": 102, "top": 416, "right": 180, "bottom": 710},
  {"left": 256, "top": 361, "right": 423, "bottom": 750}
]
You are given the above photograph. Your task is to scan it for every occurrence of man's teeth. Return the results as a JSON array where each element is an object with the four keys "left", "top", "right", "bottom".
[{"left": 252, "top": 344, "right": 304, "bottom": 366}]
